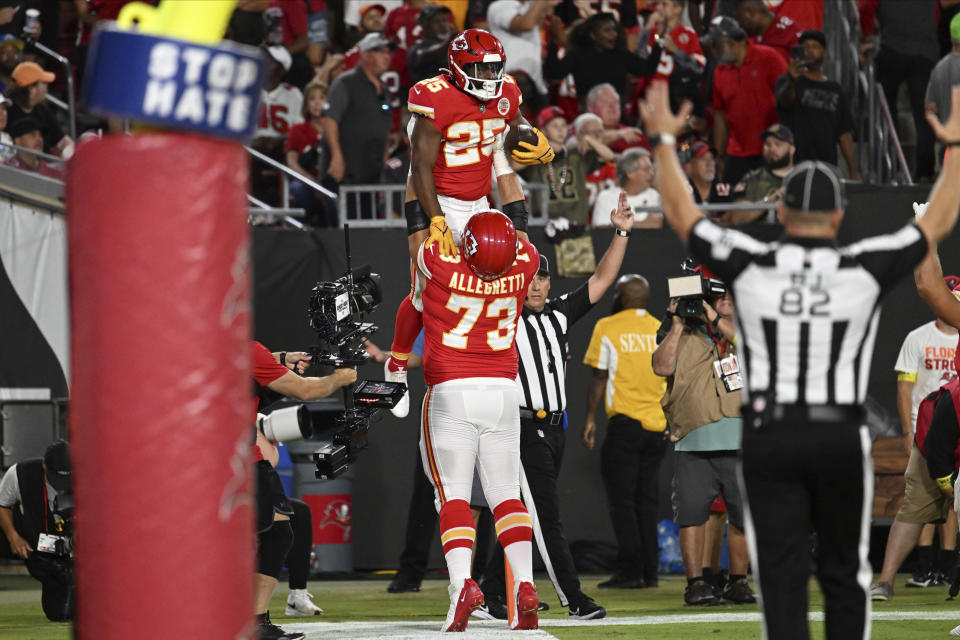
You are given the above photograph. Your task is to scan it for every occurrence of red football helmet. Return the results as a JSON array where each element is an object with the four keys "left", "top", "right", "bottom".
[
  {"left": 461, "top": 211, "right": 518, "bottom": 281},
  {"left": 447, "top": 28, "right": 506, "bottom": 101}
]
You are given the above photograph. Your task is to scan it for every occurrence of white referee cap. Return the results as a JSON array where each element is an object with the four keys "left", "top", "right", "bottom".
[{"left": 782, "top": 161, "right": 845, "bottom": 212}]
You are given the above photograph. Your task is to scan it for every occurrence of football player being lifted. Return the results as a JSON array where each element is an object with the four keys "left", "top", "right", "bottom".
[{"left": 384, "top": 28, "right": 554, "bottom": 417}]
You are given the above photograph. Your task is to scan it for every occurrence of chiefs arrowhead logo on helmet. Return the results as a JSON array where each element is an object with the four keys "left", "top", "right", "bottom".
[
  {"left": 447, "top": 28, "right": 506, "bottom": 101},
  {"left": 461, "top": 211, "right": 517, "bottom": 281}
]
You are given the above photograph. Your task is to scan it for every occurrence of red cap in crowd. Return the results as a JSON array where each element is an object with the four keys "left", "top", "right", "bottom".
[
  {"left": 689, "top": 141, "right": 711, "bottom": 160},
  {"left": 536, "top": 106, "right": 567, "bottom": 130},
  {"left": 359, "top": 3, "right": 386, "bottom": 18}
]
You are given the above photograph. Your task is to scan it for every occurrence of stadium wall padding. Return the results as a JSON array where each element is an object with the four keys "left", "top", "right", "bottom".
[
  {"left": 0, "top": 199, "right": 68, "bottom": 399},
  {"left": 252, "top": 183, "right": 960, "bottom": 570}
]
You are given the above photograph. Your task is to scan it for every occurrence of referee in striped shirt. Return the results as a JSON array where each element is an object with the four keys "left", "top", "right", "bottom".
[
  {"left": 479, "top": 192, "right": 635, "bottom": 620},
  {"left": 642, "top": 82, "right": 960, "bottom": 640}
]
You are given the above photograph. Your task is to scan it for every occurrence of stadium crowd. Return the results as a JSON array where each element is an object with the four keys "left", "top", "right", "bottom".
[{"left": 0, "top": 0, "right": 956, "bottom": 220}]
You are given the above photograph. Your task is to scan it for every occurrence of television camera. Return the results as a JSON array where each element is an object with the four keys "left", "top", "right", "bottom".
[{"left": 667, "top": 258, "right": 727, "bottom": 319}]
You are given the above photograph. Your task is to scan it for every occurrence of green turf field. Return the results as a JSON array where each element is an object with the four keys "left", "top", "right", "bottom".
[{"left": 2, "top": 573, "right": 959, "bottom": 639}]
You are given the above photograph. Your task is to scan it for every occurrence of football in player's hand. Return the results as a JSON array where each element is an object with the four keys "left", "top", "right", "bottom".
[{"left": 504, "top": 124, "right": 539, "bottom": 153}]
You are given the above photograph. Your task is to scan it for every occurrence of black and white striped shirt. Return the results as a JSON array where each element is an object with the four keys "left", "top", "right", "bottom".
[
  {"left": 515, "top": 282, "right": 594, "bottom": 412},
  {"left": 689, "top": 219, "right": 928, "bottom": 406}
]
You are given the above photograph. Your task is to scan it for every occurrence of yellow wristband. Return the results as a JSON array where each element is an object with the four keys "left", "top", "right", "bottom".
[{"left": 936, "top": 474, "right": 954, "bottom": 492}]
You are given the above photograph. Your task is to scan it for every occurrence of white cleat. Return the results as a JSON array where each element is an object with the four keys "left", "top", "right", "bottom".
[
  {"left": 385, "top": 361, "right": 410, "bottom": 418},
  {"left": 285, "top": 589, "right": 323, "bottom": 616},
  {"left": 951, "top": 623, "right": 960, "bottom": 637}
]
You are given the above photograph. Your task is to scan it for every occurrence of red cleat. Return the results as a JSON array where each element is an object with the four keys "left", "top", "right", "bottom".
[
  {"left": 513, "top": 581, "right": 538, "bottom": 630},
  {"left": 442, "top": 579, "right": 484, "bottom": 632}
]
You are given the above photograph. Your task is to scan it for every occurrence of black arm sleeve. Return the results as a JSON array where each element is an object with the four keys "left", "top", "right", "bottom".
[
  {"left": 625, "top": 43, "right": 662, "bottom": 77},
  {"left": 926, "top": 393, "right": 960, "bottom": 482},
  {"left": 850, "top": 223, "right": 928, "bottom": 294},
  {"left": 551, "top": 280, "right": 594, "bottom": 326},
  {"left": 687, "top": 217, "right": 765, "bottom": 284},
  {"left": 669, "top": 49, "right": 704, "bottom": 77}
]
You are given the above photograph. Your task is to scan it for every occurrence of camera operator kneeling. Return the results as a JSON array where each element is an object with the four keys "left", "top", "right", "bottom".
[
  {"left": 652, "top": 282, "right": 755, "bottom": 607},
  {"left": 251, "top": 341, "right": 356, "bottom": 640},
  {"left": 0, "top": 441, "right": 74, "bottom": 622}
]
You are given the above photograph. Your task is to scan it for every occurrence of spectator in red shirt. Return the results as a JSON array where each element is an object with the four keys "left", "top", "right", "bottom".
[
  {"left": 635, "top": 0, "right": 707, "bottom": 128},
  {"left": 734, "top": 0, "right": 804, "bottom": 65},
  {"left": 285, "top": 81, "right": 336, "bottom": 226},
  {"left": 4, "top": 118, "right": 62, "bottom": 180},
  {"left": 766, "top": 0, "right": 821, "bottom": 31},
  {"left": 705, "top": 15, "right": 786, "bottom": 185},
  {"left": 264, "top": 0, "right": 318, "bottom": 88},
  {"left": 386, "top": 0, "right": 428, "bottom": 50}
]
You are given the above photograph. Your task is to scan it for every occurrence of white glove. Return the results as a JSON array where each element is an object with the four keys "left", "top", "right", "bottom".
[
  {"left": 553, "top": 216, "right": 570, "bottom": 232},
  {"left": 913, "top": 201, "right": 930, "bottom": 220}
]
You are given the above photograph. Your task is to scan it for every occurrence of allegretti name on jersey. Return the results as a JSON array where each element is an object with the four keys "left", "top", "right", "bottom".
[
  {"left": 143, "top": 42, "right": 259, "bottom": 132},
  {"left": 447, "top": 271, "right": 526, "bottom": 296}
]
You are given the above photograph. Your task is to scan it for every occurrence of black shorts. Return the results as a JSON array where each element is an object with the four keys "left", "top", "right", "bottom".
[{"left": 671, "top": 450, "right": 744, "bottom": 528}]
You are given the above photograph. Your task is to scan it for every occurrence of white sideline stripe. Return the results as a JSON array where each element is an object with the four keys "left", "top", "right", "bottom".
[
  {"left": 283, "top": 620, "right": 557, "bottom": 639},
  {"left": 284, "top": 611, "right": 960, "bottom": 637}
]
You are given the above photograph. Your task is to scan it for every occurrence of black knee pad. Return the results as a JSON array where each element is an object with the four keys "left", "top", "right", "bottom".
[
  {"left": 502, "top": 200, "right": 528, "bottom": 233},
  {"left": 257, "top": 520, "right": 294, "bottom": 579},
  {"left": 405, "top": 200, "right": 429, "bottom": 235}
]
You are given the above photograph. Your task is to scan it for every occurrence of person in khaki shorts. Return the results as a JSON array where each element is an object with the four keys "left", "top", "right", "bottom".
[{"left": 870, "top": 373, "right": 958, "bottom": 601}]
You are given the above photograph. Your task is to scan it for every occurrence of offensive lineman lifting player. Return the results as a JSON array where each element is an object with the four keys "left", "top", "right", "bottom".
[
  {"left": 416, "top": 210, "right": 542, "bottom": 631},
  {"left": 384, "top": 28, "right": 555, "bottom": 415}
]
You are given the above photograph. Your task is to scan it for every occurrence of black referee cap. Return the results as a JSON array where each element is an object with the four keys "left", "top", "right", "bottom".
[
  {"left": 782, "top": 161, "right": 845, "bottom": 213},
  {"left": 538, "top": 255, "right": 550, "bottom": 276}
]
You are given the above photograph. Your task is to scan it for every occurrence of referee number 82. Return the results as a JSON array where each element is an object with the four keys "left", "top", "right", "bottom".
[{"left": 778, "top": 287, "right": 831, "bottom": 316}]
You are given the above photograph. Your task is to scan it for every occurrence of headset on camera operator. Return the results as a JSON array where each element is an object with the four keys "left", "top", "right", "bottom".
[
  {"left": 250, "top": 340, "right": 356, "bottom": 640},
  {"left": 652, "top": 265, "right": 754, "bottom": 606},
  {"left": 0, "top": 440, "right": 74, "bottom": 622}
]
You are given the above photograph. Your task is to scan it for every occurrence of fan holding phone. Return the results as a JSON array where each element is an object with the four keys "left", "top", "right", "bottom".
[{"left": 775, "top": 29, "right": 862, "bottom": 181}]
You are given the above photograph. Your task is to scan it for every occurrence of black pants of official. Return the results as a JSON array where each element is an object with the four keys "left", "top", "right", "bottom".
[
  {"left": 481, "top": 417, "right": 584, "bottom": 604},
  {"left": 395, "top": 445, "right": 440, "bottom": 581},
  {"left": 601, "top": 415, "right": 667, "bottom": 584},
  {"left": 741, "top": 413, "right": 871, "bottom": 640}
]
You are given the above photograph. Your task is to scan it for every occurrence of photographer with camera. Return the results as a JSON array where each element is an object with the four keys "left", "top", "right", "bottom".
[
  {"left": 652, "top": 267, "right": 755, "bottom": 606},
  {"left": 251, "top": 340, "right": 356, "bottom": 640},
  {"left": 0, "top": 440, "right": 74, "bottom": 622}
]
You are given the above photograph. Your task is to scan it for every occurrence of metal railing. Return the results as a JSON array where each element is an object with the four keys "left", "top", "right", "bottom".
[
  {"left": 825, "top": 0, "right": 912, "bottom": 185},
  {"left": 336, "top": 183, "right": 553, "bottom": 227},
  {"left": 22, "top": 36, "right": 76, "bottom": 142}
]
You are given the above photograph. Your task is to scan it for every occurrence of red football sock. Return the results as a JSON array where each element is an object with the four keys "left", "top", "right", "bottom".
[{"left": 389, "top": 296, "right": 422, "bottom": 369}]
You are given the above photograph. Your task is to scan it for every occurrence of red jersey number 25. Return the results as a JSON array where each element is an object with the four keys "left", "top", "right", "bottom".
[{"left": 445, "top": 118, "right": 507, "bottom": 168}]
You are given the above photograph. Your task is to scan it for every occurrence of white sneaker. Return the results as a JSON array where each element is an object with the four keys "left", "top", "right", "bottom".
[
  {"left": 285, "top": 589, "right": 323, "bottom": 616},
  {"left": 385, "top": 361, "right": 409, "bottom": 418}
]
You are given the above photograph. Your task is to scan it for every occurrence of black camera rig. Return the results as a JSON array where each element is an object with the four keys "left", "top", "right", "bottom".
[
  {"left": 667, "top": 258, "right": 727, "bottom": 319},
  {"left": 306, "top": 225, "right": 406, "bottom": 479}
]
